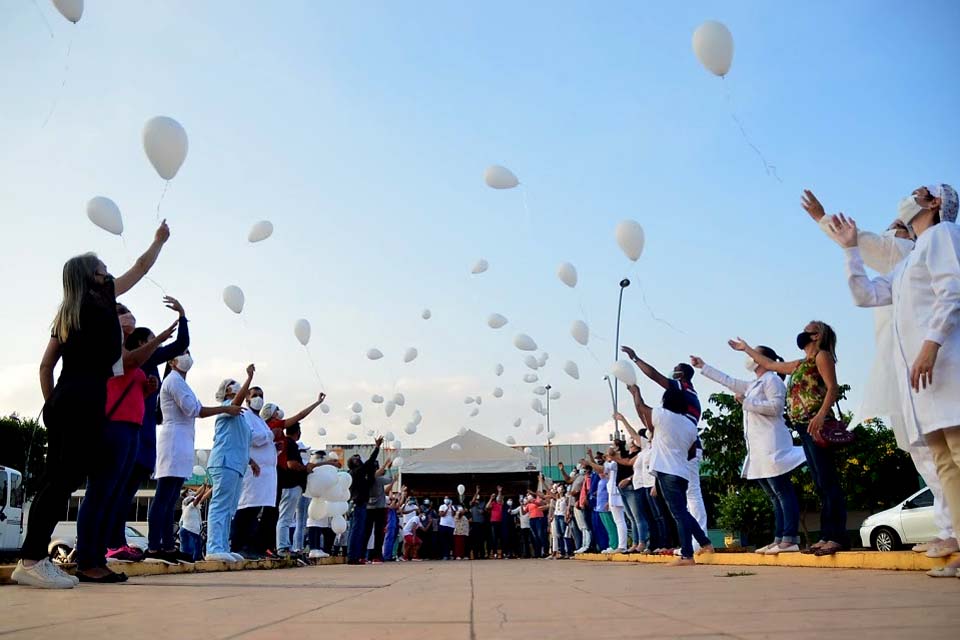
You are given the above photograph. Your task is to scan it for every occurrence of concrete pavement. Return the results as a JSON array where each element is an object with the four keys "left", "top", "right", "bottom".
[{"left": 1, "top": 559, "right": 957, "bottom": 639}]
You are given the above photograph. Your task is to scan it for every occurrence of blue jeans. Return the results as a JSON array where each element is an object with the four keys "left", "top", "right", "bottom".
[
  {"left": 206, "top": 466, "right": 243, "bottom": 555},
  {"left": 620, "top": 486, "right": 648, "bottom": 547},
  {"left": 77, "top": 422, "right": 139, "bottom": 569},
  {"left": 757, "top": 472, "right": 800, "bottom": 544},
  {"left": 148, "top": 475, "right": 185, "bottom": 551},
  {"left": 277, "top": 486, "right": 303, "bottom": 552},
  {"left": 590, "top": 508, "right": 608, "bottom": 552},
  {"left": 347, "top": 504, "right": 368, "bottom": 562},
  {"left": 383, "top": 510, "right": 398, "bottom": 560},
  {"left": 658, "top": 473, "right": 711, "bottom": 559},
  {"left": 529, "top": 517, "right": 547, "bottom": 557},
  {"left": 800, "top": 431, "right": 848, "bottom": 546},
  {"left": 294, "top": 494, "right": 310, "bottom": 551},
  {"left": 554, "top": 515, "right": 573, "bottom": 556},
  {"left": 179, "top": 528, "right": 203, "bottom": 561},
  {"left": 569, "top": 511, "right": 583, "bottom": 550},
  {"left": 639, "top": 487, "right": 668, "bottom": 550}
]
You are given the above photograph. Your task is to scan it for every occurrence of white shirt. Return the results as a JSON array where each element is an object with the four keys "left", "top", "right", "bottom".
[
  {"left": 603, "top": 461, "right": 623, "bottom": 507},
  {"left": 439, "top": 504, "right": 456, "bottom": 528},
  {"left": 401, "top": 503, "right": 419, "bottom": 525},
  {"left": 701, "top": 366, "right": 806, "bottom": 480},
  {"left": 637, "top": 449, "right": 656, "bottom": 488},
  {"left": 648, "top": 407, "right": 698, "bottom": 481},
  {"left": 179, "top": 496, "right": 202, "bottom": 534},
  {"left": 307, "top": 514, "right": 331, "bottom": 528},
  {"left": 631, "top": 448, "right": 646, "bottom": 490},
  {"left": 844, "top": 223, "right": 960, "bottom": 444},
  {"left": 155, "top": 371, "right": 201, "bottom": 479},
  {"left": 402, "top": 517, "right": 422, "bottom": 537},
  {"left": 238, "top": 412, "right": 278, "bottom": 509}
]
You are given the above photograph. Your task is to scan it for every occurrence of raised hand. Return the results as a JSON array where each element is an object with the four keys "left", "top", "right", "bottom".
[
  {"left": 620, "top": 345, "right": 638, "bottom": 361},
  {"left": 689, "top": 356, "right": 705, "bottom": 369},
  {"left": 317, "top": 391, "right": 326, "bottom": 404},
  {"left": 246, "top": 364, "right": 256, "bottom": 379},
  {"left": 163, "top": 295, "right": 185, "bottom": 317},
  {"left": 155, "top": 219, "right": 171, "bottom": 244},
  {"left": 728, "top": 337, "right": 749, "bottom": 352},
  {"left": 801, "top": 190, "right": 826, "bottom": 222},
  {"left": 827, "top": 213, "right": 859, "bottom": 248}
]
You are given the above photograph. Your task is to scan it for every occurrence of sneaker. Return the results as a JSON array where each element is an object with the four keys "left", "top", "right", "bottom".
[
  {"left": 143, "top": 550, "right": 178, "bottom": 566},
  {"left": 204, "top": 552, "right": 237, "bottom": 563},
  {"left": 755, "top": 543, "right": 777, "bottom": 554},
  {"left": 926, "top": 539, "right": 960, "bottom": 559},
  {"left": 106, "top": 547, "right": 139, "bottom": 563},
  {"left": 230, "top": 553, "right": 247, "bottom": 563},
  {"left": 175, "top": 552, "right": 197, "bottom": 564},
  {"left": 50, "top": 561, "right": 80, "bottom": 585},
  {"left": 308, "top": 549, "right": 328, "bottom": 559},
  {"left": 766, "top": 544, "right": 800, "bottom": 555},
  {"left": 12, "top": 559, "right": 75, "bottom": 589},
  {"left": 125, "top": 545, "right": 146, "bottom": 561}
]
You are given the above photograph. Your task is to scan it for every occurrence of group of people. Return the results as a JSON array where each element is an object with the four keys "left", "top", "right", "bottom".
[{"left": 13, "top": 182, "right": 960, "bottom": 585}]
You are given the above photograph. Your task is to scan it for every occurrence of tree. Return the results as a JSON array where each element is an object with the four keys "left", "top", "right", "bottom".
[{"left": 0, "top": 414, "right": 47, "bottom": 498}]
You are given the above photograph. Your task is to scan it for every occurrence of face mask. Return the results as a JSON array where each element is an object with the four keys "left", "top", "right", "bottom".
[
  {"left": 575, "top": 463, "right": 582, "bottom": 471},
  {"left": 226, "top": 382, "right": 240, "bottom": 397},
  {"left": 97, "top": 274, "right": 117, "bottom": 300},
  {"left": 745, "top": 356, "right": 759, "bottom": 373},
  {"left": 506, "top": 500, "right": 513, "bottom": 506},
  {"left": 444, "top": 498, "right": 452, "bottom": 505},
  {"left": 796, "top": 331, "right": 814, "bottom": 350},
  {"left": 897, "top": 195, "right": 924, "bottom": 226},
  {"left": 118, "top": 313, "right": 136, "bottom": 332},
  {"left": 175, "top": 354, "right": 194, "bottom": 373},
  {"left": 249, "top": 397, "right": 264, "bottom": 411},
  {"left": 671, "top": 370, "right": 683, "bottom": 380}
]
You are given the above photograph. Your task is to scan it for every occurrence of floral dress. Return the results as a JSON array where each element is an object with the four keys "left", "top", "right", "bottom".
[
  {"left": 454, "top": 513, "right": 470, "bottom": 536},
  {"left": 787, "top": 357, "right": 832, "bottom": 425}
]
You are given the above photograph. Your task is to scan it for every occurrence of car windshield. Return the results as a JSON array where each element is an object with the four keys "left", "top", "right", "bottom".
[{"left": 126, "top": 526, "right": 144, "bottom": 537}]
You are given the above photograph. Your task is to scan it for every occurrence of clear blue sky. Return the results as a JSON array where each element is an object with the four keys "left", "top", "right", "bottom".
[{"left": 1, "top": 1, "right": 958, "bottom": 449}]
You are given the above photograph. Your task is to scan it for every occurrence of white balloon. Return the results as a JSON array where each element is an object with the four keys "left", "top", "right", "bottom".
[
  {"left": 495, "top": 363, "right": 504, "bottom": 376},
  {"left": 615, "top": 220, "right": 646, "bottom": 261},
  {"left": 349, "top": 415, "right": 361, "bottom": 426},
  {"left": 422, "top": 309, "right": 432, "bottom": 320},
  {"left": 557, "top": 262, "right": 578, "bottom": 288},
  {"left": 536, "top": 423, "right": 545, "bottom": 435},
  {"left": 611, "top": 359, "right": 638, "bottom": 386},
  {"left": 513, "top": 418, "right": 522, "bottom": 427},
  {"left": 549, "top": 391, "right": 561, "bottom": 400},
  {"left": 692, "top": 20, "right": 734, "bottom": 77},
  {"left": 514, "top": 334, "right": 538, "bottom": 352},
  {"left": 469, "top": 407, "right": 479, "bottom": 417},
  {"left": 192, "top": 465, "right": 205, "bottom": 477},
  {"left": 524, "top": 355, "right": 540, "bottom": 370},
  {"left": 320, "top": 403, "right": 331, "bottom": 414},
  {"left": 365, "top": 429, "right": 375, "bottom": 437},
  {"left": 506, "top": 436, "right": 516, "bottom": 445},
  {"left": 533, "top": 386, "right": 546, "bottom": 396},
  {"left": 458, "top": 427, "right": 468, "bottom": 436},
  {"left": 531, "top": 398, "right": 543, "bottom": 412},
  {"left": 457, "top": 484, "right": 466, "bottom": 495},
  {"left": 393, "top": 456, "right": 405, "bottom": 468},
  {"left": 317, "top": 427, "right": 327, "bottom": 436},
  {"left": 143, "top": 116, "right": 188, "bottom": 180},
  {"left": 464, "top": 397, "right": 475, "bottom": 405},
  {"left": 403, "top": 347, "right": 418, "bottom": 363},
  {"left": 366, "top": 348, "right": 384, "bottom": 360},
  {"left": 393, "top": 393, "right": 405, "bottom": 407},
  {"left": 248, "top": 220, "right": 274, "bottom": 243},
  {"left": 523, "top": 373, "right": 539, "bottom": 383},
  {"left": 471, "top": 259, "right": 489, "bottom": 274},
  {"left": 571, "top": 320, "right": 589, "bottom": 346},
  {"left": 328, "top": 501, "right": 350, "bottom": 517},
  {"left": 327, "top": 452, "right": 339, "bottom": 462},
  {"left": 547, "top": 431, "right": 557, "bottom": 440},
  {"left": 294, "top": 319, "right": 311, "bottom": 346},
  {"left": 563, "top": 361, "right": 580, "bottom": 380},
  {"left": 492, "top": 387, "right": 504, "bottom": 398},
  {"left": 483, "top": 165, "right": 519, "bottom": 189},
  {"left": 393, "top": 439, "right": 401, "bottom": 451},
  {"left": 308, "top": 499, "right": 329, "bottom": 521},
  {"left": 222, "top": 285, "right": 245, "bottom": 314},
  {"left": 384, "top": 400, "right": 396, "bottom": 417},
  {"left": 404, "top": 422, "right": 417, "bottom": 435},
  {"left": 537, "top": 353, "right": 548, "bottom": 368},
  {"left": 305, "top": 465, "right": 337, "bottom": 498},
  {"left": 336, "top": 472, "right": 353, "bottom": 490},
  {"left": 411, "top": 410, "right": 423, "bottom": 426},
  {"left": 523, "top": 447, "right": 533, "bottom": 455},
  {"left": 86, "top": 197, "right": 123, "bottom": 235},
  {"left": 346, "top": 432, "right": 357, "bottom": 440},
  {"left": 330, "top": 515, "right": 348, "bottom": 535},
  {"left": 350, "top": 402, "right": 363, "bottom": 414},
  {"left": 487, "top": 313, "right": 508, "bottom": 329},
  {"left": 371, "top": 394, "right": 384, "bottom": 404},
  {"left": 451, "top": 443, "right": 462, "bottom": 451},
  {"left": 384, "top": 431, "right": 395, "bottom": 442},
  {"left": 53, "top": 0, "right": 83, "bottom": 23},
  {"left": 475, "top": 396, "right": 482, "bottom": 405}
]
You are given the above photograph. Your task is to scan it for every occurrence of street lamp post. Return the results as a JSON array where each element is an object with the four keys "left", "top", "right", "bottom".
[
  {"left": 614, "top": 278, "right": 631, "bottom": 409},
  {"left": 545, "top": 384, "right": 552, "bottom": 468}
]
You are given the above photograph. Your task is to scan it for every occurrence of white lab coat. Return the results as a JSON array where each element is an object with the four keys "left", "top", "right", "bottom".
[
  {"left": 844, "top": 222, "right": 960, "bottom": 445},
  {"left": 820, "top": 217, "right": 916, "bottom": 449},
  {"left": 701, "top": 366, "right": 805, "bottom": 480},
  {"left": 155, "top": 371, "right": 201, "bottom": 479},
  {"left": 238, "top": 412, "right": 278, "bottom": 509}
]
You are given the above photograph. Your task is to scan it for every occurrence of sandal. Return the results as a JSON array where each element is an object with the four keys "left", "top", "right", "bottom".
[{"left": 813, "top": 543, "right": 842, "bottom": 557}]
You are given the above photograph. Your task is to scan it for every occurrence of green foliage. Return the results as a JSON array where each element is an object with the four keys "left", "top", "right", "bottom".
[
  {"left": 716, "top": 487, "right": 774, "bottom": 543},
  {"left": 0, "top": 414, "right": 47, "bottom": 498}
]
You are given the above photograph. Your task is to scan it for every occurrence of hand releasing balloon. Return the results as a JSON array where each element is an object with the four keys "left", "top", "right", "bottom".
[
  {"left": 471, "top": 259, "right": 489, "bottom": 274},
  {"left": 248, "top": 221, "right": 274, "bottom": 243},
  {"left": 294, "top": 319, "right": 311, "bottom": 346},
  {"left": 692, "top": 20, "right": 734, "bottom": 77},
  {"left": 611, "top": 359, "right": 638, "bottom": 386},
  {"left": 86, "top": 196, "right": 123, "bottom": 235},
  {"left": 143, "top": 116, "right": 189, "bottom": 180},
  {"left": 514, "top": 334, "right": 538, "bottom": 351},
  {"left": 571, "top": 320, "right": 589, "bottom": 346},
  {"left": 53, "top": 0, "right": 83, "bottom": 23},
  {"left": 223, "top": 286, "right": 245, "bottom": 314},
  {"left": 615, "top": 220, "right": 646, "bottom": 261},
  {"left": 557, "top": 262, "right": 578, "bottom": 288},
  {"left": 484, "top": 165, "right": 519, "bottom": 189},
  {"left": 563, "top": 361, "right": 580, "bottom": 380},
  {"left": 487, "top": 313, "right": 508, "bottom": 329}
]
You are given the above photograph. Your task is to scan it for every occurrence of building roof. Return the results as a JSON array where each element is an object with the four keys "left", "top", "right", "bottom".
[{"left": 400, "top": 429, "right": 540, "bottom": 474}]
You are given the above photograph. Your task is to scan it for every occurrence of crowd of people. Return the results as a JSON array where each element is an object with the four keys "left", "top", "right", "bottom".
[{"left": 12, "top": 182, "right": 960, "bottom": 587}]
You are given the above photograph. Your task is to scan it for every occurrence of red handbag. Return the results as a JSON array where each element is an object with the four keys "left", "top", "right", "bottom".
[{"left": 815, "top": 403, "right": 855, "bottom": 447}]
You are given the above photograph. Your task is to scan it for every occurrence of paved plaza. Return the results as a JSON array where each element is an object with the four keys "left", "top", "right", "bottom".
[{"left": 1, "top": 560, "right": 958, "bottom": 639}]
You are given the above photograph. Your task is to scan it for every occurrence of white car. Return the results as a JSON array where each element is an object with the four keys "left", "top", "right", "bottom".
[
  {"left": 49, "top": 522, "right": 149, "bottom": 563},
  {"left": 859, "top": 487, "right": 937, "bottom": 551}
]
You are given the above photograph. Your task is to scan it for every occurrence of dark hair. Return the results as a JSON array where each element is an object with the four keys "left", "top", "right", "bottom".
[
  {"left": 661, "top": 388, "right": 687, "bottom": 415},
  {"left": 285, "top": 422, "right": 301, "bottom": 437},
  {"left": 126, "top": 327, "right": 152, "bottom": 350},
  {"left": 250, "top": 386, "right": 263, "bottom": 394},
  {"left": 676, "top": 363, "right": 695, "bottom": 382},
  {"left": 756, "top": 345, "right": 786, "bottom": 380}
]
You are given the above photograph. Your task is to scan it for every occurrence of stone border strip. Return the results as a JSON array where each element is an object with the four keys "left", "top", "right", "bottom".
[{"left": 577, "top": 550, "right": 960, "bottom": 571}]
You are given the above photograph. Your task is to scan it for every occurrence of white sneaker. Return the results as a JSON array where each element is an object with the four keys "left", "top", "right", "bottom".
[
  {"left": 204, "top": 552, "right": 237, "bottom": 563},
  {"left": 315, "top": 550, "right": 330, "bottom": 558},
  {"left": 600, "top": 548, "right": 616, "bottom": 555},
  {"left": 12, "top": 559, "right": 75, "bottom": 589},
  {"left": 755, "top": 543, "right": 776, "bottom": 554},
  {"left": 49, "top": 560, "right": 80, "bottom": 585},
  {"left": 765, "top": 544, "right": 800, "bottom": 555},
  {"left": 229, "top": 553, "right": 246, "bottom": 563}
]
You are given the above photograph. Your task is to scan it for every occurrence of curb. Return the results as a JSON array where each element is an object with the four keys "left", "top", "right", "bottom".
[{"left": 576, "top": 550, "right": 960, "bottom": 571}]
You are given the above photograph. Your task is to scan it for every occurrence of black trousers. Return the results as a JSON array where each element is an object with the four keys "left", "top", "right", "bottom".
[
  {"left": 363, "top": 508, "right": 387, "bottom": 561},
  {"left": 469, "top": 522, "right": 487, "bottom": 558}
]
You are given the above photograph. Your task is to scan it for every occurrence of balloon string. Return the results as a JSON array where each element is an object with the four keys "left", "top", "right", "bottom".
[
  {"left": 635, "top": 279, "right": 685, "bottom": 334},
  {"left": 521, "top": 185, "right": 533, "bottom": 228},
  {"left": 32, "top": 0, "right": 54, "bottom": 38},
  {"left": 304, "top": 346, "right": 326, "bottom": 390},
  {"left": 722, "top": 78, "right": 782, "bottom": 183},
  {"left": 144, "top": 276, "right": 167, "bottom": 295},
  {"left": 41, "top": 31, "right": 73, "bottom": 128},
  {"left": 156, "top": 181, "right": 170, "bottom": 220}
]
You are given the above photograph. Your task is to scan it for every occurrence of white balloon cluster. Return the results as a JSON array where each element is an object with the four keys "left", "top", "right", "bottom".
[{"left": 305, "top": 467, "right": 353, "bottom": 535}]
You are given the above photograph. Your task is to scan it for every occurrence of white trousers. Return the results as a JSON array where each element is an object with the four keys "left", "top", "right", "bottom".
[
  {"left": 610, "top": 504, "right": 628, "bottom": 550},
  {"left": 574, "top": 507, "right": 591, "bottom": 550},
  {"left": 686, "top": 457, "right": 708, "bottom": 550},
  {"left": 910, "top": 444, "right": 955, "bottom": 540}
]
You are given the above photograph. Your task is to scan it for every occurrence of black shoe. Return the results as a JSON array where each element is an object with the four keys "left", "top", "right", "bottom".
[
  {"left": 238, "top": 550, "right": 264, "bottom": 561},
  {"left": 78, "top": 570, "right": 127, "bottom": 583},
  {"left": 175, "top": 552, "right": 196, "bottom": 565},
  {"left": 143, "top": 550, "right": 177, "bottom": 566}
]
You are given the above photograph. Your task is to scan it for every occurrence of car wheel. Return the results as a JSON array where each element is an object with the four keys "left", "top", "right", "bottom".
[
  {"left": 50, "top": 544, "right": 73, "bottom": 563},
  {"left": 872, "top": 527, "right": 900, "bottom": 552}
]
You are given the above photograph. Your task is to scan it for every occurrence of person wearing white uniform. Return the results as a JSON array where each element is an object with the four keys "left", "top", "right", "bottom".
[
  {"left": 827, "top": 183, "right": 960, "bottom": 576},
  {"left": 691, "top": 348, "right": 807, "bottom": 554},
  {"left": 147, "top": 354, "right": 243, "bottom": 564},
  {"left": 231, "top": 399, "right": 279, "bottom": 557},
  {"left": 805, "top": 191, "right": 957, "bottom": 557}
]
